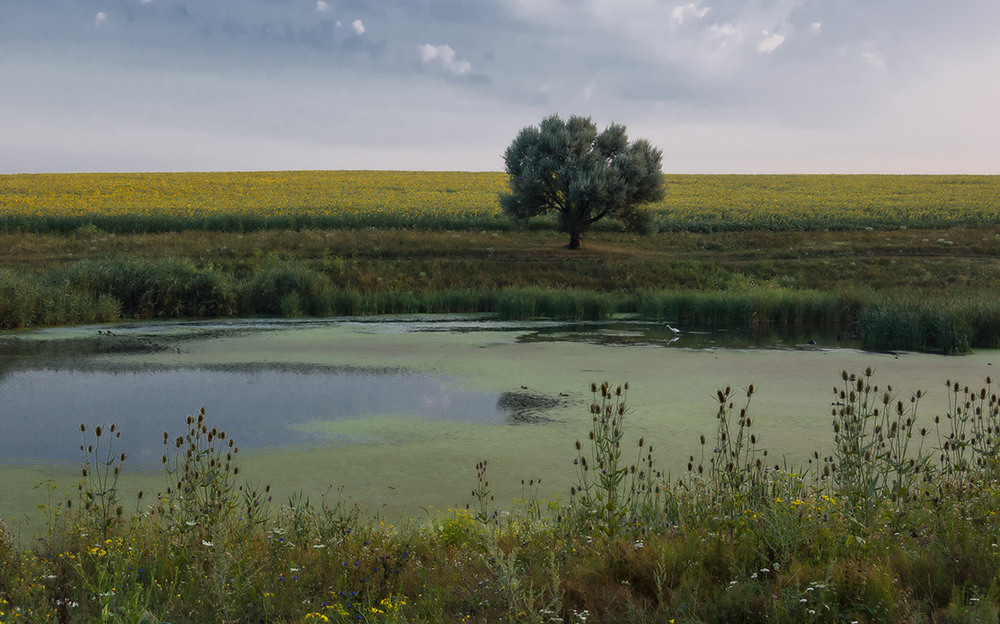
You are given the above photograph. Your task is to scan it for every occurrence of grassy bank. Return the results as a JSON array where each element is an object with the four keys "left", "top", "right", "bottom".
[
  {"left": 2, "top": 374, "right": 999, "bottom": 622},
  {"left": 4, "top": 235, "right": 1000, "bottom": 353}
]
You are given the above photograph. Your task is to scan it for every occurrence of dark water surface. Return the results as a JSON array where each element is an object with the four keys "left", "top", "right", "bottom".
[{"left": 0, "top": 364, "right": 502, "bottom": 465}]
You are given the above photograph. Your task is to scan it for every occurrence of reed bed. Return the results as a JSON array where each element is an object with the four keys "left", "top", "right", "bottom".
[
  {"left": 5, "top": 257, "right": 1000, "bottom": 353},
  {"left": 3, "top": 374, "right": 999, "bottom": 622},
  {"left": 3, "top": 172, "right": 999, "bottom": 234}
]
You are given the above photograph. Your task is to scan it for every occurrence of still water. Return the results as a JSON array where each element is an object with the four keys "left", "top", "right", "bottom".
[{"left": 1, "top": 316, "right": 996, "bottom": 526}]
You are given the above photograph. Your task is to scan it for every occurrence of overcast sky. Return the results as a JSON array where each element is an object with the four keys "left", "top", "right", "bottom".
[{"left": 2, "top": 0, "right": 998, "bottom": 174}]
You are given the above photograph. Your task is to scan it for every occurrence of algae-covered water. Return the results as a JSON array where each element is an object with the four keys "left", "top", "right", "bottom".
[{"left": 1, "top": 316, "right": 996, "bottom": 532}]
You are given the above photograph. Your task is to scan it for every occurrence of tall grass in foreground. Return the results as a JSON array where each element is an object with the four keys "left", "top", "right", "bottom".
[{"left": 3, "top": 372, "right": 1000, "bottom": 622}]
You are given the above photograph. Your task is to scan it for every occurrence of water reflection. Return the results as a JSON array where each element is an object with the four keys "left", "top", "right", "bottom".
[
  {"left": 0, "top": 364, "right": 503, "bottom": 466},
  {"left": 0, "top": 316, "right": 856, "bottom": 467},
  {"left": 515, "top": 320, "right": 857, "bottom": 350}
]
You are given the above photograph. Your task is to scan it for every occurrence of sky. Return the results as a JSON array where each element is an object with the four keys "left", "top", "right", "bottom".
[{"left": 2, "top": 0, "right": 999, "bottom": 174}]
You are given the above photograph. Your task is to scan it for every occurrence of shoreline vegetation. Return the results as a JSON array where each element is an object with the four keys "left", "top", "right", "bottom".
[{"left": 2, "top": 375, "right": 1000, "bottom": 622}]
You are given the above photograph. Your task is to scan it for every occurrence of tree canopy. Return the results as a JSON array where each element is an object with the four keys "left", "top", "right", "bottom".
[{"left": 500, "top": 114, "right": 664, "bottom": 249}]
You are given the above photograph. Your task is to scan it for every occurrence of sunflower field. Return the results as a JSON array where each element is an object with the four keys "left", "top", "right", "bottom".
[{"left": 1, "top": 171, "right": 998, "bottom": 234}]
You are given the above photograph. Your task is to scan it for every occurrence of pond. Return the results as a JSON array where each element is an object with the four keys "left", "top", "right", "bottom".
[{"left": 1, "top": 316, "right": 996, "bottom": 530}]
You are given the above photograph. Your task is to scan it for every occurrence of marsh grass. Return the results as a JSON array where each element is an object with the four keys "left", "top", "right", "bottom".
[
  {"left": 6, "top": 253, "right": 1000, "bottom": 353},
  {"left": 5, "top": 218, "right": 1000, "bottom": 353}
]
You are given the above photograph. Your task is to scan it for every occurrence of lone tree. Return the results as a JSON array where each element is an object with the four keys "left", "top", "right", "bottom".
[{"left": 500, "top": 114, "right": 664, "bottom": 249}]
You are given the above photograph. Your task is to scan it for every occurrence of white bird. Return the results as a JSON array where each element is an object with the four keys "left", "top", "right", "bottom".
[{"left": 665, "top": 324, "right": 680, "bottom": 335}]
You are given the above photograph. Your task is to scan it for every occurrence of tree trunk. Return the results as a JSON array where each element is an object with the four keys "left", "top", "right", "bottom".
[{"left": 568, "top": 232, "right": 581, "bottom": 249}]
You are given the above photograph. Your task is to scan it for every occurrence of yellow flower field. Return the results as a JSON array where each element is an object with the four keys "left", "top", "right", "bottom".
[
  {"left": 1, "top": 171, "right": 998, "bottom": 232},
  {"left": 0, "top": 170, "right": 507, "bottom": 221}
]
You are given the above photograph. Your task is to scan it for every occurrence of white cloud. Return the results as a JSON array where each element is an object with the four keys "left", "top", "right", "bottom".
[
  {"left": 671, "top": 3, "right": 710, "bottom": 26},
  {"left": 94, "top": 12, "right": 107, "bottom": 26},
  {"left": 708, "top": 23, "right": 742, "bottom": 48},
  {"left": 758, "top": 32, "right": 784, "bottom": 54},
  {"left": 419, "top": 44, "right": 472, "bottom": 75},
  {"left": 351, "top": 19, "right": 365, "bottom": 35},
  {"left": 862, "top": 51, "right": 887, "bottom": 73},
  {"left": 810, "top": 22, "right": 822, "bottom": 35},
  {"left": 316, "top": 1, "right": 329, "bottom": 12},
  {"left": 583, "top": 82, "right": 596, "bottom": 101}
]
